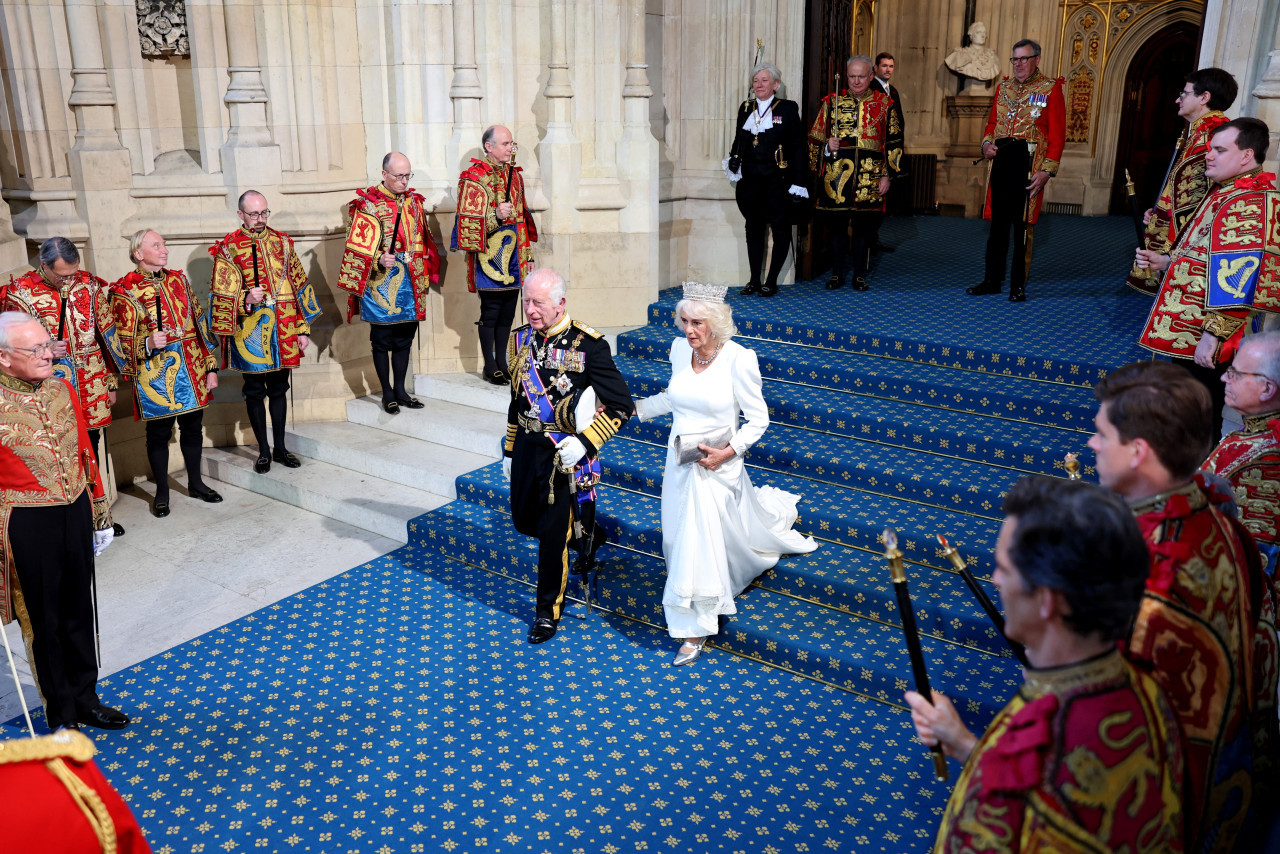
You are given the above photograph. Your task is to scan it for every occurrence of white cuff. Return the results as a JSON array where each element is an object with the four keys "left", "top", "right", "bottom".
[
  {"left": 721, "top": 158, "right": 743, "bottom": 184},
  {"left": 788, "top": 185, "right": 809, "bottom": 199}
]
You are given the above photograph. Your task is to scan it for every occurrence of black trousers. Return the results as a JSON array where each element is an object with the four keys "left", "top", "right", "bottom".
[
  {"left": 735, "top": 174, "right": 792, "bottom": 286},
  {"left": 509, "top": 432, "right": 602, "bottom": 622},
  {"left": 145, "top": 408, "right": 207, "bottom": 497},
  {"left": 369, "top": 320, "right": 417, "bottom": 402},
  {"left": 1184, "top": 358, "right": 1229, "bottom": 441},
  {"left": 10, "top": 493, "right": 99, "bottom": 730},
  {"left": 477, "top": 290, "right": 519, "bottom": 374},
  {"left": 828, "top": 211, "right": 884, "bottom": 281},
  {"left": 984, "top": 140, "right": 1034, "bottom": 288},
  {"left": 242, "top": 369, "right": 291, "bottom": 453}
]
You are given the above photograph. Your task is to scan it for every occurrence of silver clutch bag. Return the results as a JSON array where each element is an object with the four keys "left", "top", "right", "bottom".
[{"left": 674, "top": 426, "right": 732, "bottom": 465}]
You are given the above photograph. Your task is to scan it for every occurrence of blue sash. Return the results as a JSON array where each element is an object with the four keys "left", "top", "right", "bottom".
[{"left": 516, "top": 328, "right": 601, "bottom": 504}]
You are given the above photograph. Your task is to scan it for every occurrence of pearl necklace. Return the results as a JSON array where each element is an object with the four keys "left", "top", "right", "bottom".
[{"left": 693, "top": 341, "right": 722, "bottom": 366}]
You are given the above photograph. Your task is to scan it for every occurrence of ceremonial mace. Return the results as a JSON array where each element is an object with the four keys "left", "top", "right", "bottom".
[
  {"left": 882, "top": 527, "right": 949, "bottom": 781},
  {"left": 937, "top": 534, "right": 1030, "bottom": 668}
]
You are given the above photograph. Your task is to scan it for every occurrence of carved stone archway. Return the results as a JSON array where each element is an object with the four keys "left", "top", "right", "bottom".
[{"left": 1084, "top": 1, "right": 1204, "bottom": 211}]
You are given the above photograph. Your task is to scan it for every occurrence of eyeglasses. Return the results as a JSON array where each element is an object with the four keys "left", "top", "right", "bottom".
[
  {"left": 4, "top": 341, "right": 54, "bottom": 358},
  {"left": 241, "top": 209, "right": 271, "bottom": 219},
  {"left": 1224, "top": 366, "right": 1275, "bottom": 383},
  {"left": 384, "top": 172, "right": 413, "bottom": 181},
  {"left": 1175, "top": 90, "right": 1199, "bottom": 100},
  {"left": 1009, "top": 55, "right": 1037, "bottom": 63}
]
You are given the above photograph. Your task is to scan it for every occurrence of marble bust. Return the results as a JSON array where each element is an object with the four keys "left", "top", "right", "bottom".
[{"left": 945, "top": 22, "right": 1001, "bottom": 90}]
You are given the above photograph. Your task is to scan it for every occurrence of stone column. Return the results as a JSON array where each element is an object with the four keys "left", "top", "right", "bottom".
[
  {"left": 221, "top": 0, "right": 282, "bottom": 195},
  {"left": 1253, "top": 43, "right": 1280, "bottom": 176},
  {"left": 63, "top": 0, "right": 132, "bottom": 275},
  {"left": 539, "top": 0, "right": 581, "bottom": 242},
  {"left": 446, "top": 0, "right": 484, "bottom": 177},
  {"left": 616, "top": 0, "right": 658, "bottom": 296}
]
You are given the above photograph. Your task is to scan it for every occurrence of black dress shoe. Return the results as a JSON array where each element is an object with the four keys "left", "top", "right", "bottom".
[
  {"left": 852, "top": 277, "right": 869, "bottom": 291},
  {"left": 825, "top": 275, "right": 844, "bottom": 290},
  {"left": 151, "top": 500, "right": 170, "bottom": 518},
  {"left": 966, "top": 281, "right": 1002, "bottom": 296},
  {"left": 112, "top": 523, "right": 125, "bottom": 537},
  {"left": 740, "top": 282, "right": 762, "bottom": 296},
  {"left": 397, "top": 397, "right": 425, "bottom": 409},
  {"left": 78, "top": 704, "right": 130, "bottom": 730},
  {"left": 484, "top": 371, "right": 506, "bottom": 386},
  {"left": 272, "top": 450, "right": 302, "bottom": 468},
  {"left": 254, "top": 453, "right": 271, "bottom": 474},
  {"left": 1009, "top": 288, "right": 1027, "bottom": 303},
  {"left": 190, "top": 485, "right": 224, "bottom": 503},
  {"left": 527, "top": 618, "right": 558, "bottom": 644},
  {"left": 758, "top": 283, "right": 778, "bottom": 298},
  {"left": 383, "top": 399, "right": 400, "bottom": 414}
]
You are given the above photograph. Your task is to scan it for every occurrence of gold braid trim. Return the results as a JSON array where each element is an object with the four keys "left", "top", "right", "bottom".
[
  {"left": 46, "top": 754, "right": 117, "bottom": 854},
  {"left": 0, "top": 729, "right": 96, "bottom": 763}
]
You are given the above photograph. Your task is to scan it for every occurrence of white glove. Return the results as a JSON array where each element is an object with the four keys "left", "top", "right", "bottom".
[
  {"left": 92, "top": 528, "right": 114, "bottom": 556},
  {"left": 555, "top": 436, "right": 587, "bottom": 471},
  {"left": 502, "top": 455, "right": 512, "bottom": 481}
]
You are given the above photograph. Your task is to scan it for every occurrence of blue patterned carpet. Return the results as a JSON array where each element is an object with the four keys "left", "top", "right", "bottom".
[{"left": 5, "top": 215, "right": 1153, "bottom": 852}]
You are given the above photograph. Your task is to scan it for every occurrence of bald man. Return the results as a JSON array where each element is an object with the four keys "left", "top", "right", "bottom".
[{"left": 337, "top": 152, "right": 441, "bottom": 413}]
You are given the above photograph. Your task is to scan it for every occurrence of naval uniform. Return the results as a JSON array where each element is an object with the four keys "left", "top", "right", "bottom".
[{"left": 505, "top": 314, "right": 632, "bottom": 626}]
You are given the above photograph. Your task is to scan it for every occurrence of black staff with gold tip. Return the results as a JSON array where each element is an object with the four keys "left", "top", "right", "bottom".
[
  {"left": 882, "top": 527, "right": 949, "bottom": 781},
  {"left": 1123, "top": 169, "right": 1146, "bottom": 246},
  {"left": 937, "top": 534, "right": 1030, "bottom": 669}
]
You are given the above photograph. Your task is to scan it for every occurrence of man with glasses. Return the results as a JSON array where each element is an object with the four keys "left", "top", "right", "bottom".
[
  {"left": 1089, "top": 361, "right": 1278, "bottom": 853},
  {"left": 453, "top": 125, "right": 538, "bottom": 384},
  {"left": 0, "top": 311, "right": 129, "bottom": 733},
  {"left": 1126, "top": 69, "right": 1237, "bottom": 295},
  {"left": 2, "top": 237, "right": 126, "bottom": 534},
  {"left": 209, "top": 191, "right": 322, "bottom": 473},
  {"left": 967, "top": 39, "right": 1064, "bottom": 303},
  {"left": 337, "top": 152, "right": 440, "bottom": 414},
  {"left": 1204, "top": 331, "right": 1280, "bottom": 566},
  {"left": 1135, "top": 117, "right": 1277, "bottom": 439}
]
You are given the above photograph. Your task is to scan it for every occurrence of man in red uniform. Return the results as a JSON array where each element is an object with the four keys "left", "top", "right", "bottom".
[
  {"left": 1127, "top": 68, "right": 1236, "bottom": 295},
  {"left": 0, "top": 311, "right": 128, "bottom": 733},
  {"left": 1090, "top": 361, "right": 1278, "bottom": 852},
  {"left": 452, "top": 125, "right": 537, "bottom": 385},
  {"left": 3, "top": 237, "right": 126, "bottom": 535},
  {"left": 1134, "top": 117, "right": 1278, "bottom": 439},
  {"left": 967, "top": 38, "right": 1065, "bottom": 302},
  {"left": 808, "top": 55, "right": 903, "bottom": 291},
  {"left": 906, "top": 477, "right": 1185, "bottom": 853},
  {"left": 1203, "top": 331, "right": 1280, "bottom": 568},
  {"left": 337, "top": 151, "right": 440, "bottom": 413},
  {"left": 0, "top": 729, "right": 152, "bottom": 852}
]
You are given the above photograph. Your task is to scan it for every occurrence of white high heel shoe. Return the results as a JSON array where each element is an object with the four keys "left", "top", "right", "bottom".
[{"left": 672, "top": 637, "right": 706, "bottom": 666}]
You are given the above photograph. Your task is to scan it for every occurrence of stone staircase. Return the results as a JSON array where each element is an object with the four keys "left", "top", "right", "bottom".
[{"left": 201, "top": 372, "right": 506, "bottom": 543}]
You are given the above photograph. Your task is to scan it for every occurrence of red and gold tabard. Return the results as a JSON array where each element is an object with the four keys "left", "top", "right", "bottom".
[
  {"left": 931, "top": 649, "right": 1184, "bottom": 854},
  {"left": 451, "top": 156, "right": 537, "bottom": 292},
  {"left": 109, "top": 267, "right": 219, "bottom": 421},
  {"left": 1137, "top": 171, "right": 1277, "bottom": 364},
  {"left": 0, "top": 373, "right": 109, "bottom": 624},
  {"left": 336, "top": 184, "right": 440, "bottom": 324},
  {"left": 1203, "top": 410, "right": 1280, "bottom": 546},
  {"left": 1127, "top": 111, "right": 1231, "bottom": 294},
  {"left": 2, "top": 269, "right": 121, "bottom": 429},
  {"left": 0, "top": 730, "right": 152, "bottom": 853},
  {"left": 981, "top": 70, "right": 1066, "bottom": 225},
  {"left": 207, "top": 226, "right": 322, "bottom": 373},
  {"left": 807, "top": 89, "right": 904, "bottom": 213},
  {"left": 1127, "top": 480, "right": 1279, "bottom": 853}
]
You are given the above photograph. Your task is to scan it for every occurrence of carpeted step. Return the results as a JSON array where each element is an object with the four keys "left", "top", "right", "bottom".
[
  {"left": 412, "top": 498, "right": 1020, "bottom": 728},
  {"left": 617, "top": 324, "right": 1100, "bottom": 432},
  {"left": 616, "top": 354, "right": 1095, "bottom": 477},
  {"left": 447, "top": 462, "right": 1013, "bottom": 658},
  {"left": 456, "top": 457, "right": 1003, "bottom": 580}
]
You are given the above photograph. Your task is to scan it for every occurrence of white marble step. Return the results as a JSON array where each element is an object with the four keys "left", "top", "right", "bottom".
[
  {"left": 345, "top": 394, "right": 506, "bottom": 457},
  {"left": 412, "top": 372, "right": 509, "bottom": 415},
  {"left": 202, "top": 447, "right": 448, "bottom": 543},
  {"left": 285, "top": 421, "right": 488, "bottom": 496}
]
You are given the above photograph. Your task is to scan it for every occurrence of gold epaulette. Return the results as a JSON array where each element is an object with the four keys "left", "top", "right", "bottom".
[
  {"left": 0, "top": 730, "right": 96, "bottom": 766},
  {"left": 571, "top": 319, "right": 603, "bottom": 339}
]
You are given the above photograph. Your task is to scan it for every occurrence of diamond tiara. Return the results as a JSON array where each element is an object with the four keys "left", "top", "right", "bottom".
[{"left": 681, "top": 281, "right": 729, "bottom": 304}]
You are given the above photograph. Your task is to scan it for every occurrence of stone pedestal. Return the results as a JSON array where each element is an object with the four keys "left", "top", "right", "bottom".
[{"left": 938, "top": 95, "right": 992, "bottom": 218}]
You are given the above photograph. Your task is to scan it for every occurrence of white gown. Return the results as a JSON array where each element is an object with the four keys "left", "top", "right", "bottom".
[{"left": 635, "top": 337, "right": 818, "bottom": 638}]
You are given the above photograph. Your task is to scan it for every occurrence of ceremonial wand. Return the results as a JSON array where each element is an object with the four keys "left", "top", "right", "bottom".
[
  {"left": 1, "top": 615, "right": 36, "bottom": 738},
  {"left": 937, "top": 534, "right": 1030, "bottom": 668},
  {"left": 1124, "top": 170, "right": 1145, "bottom": 245},
  {"left": 883, "top": 527, "right": 949, "bottom": 781}
]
